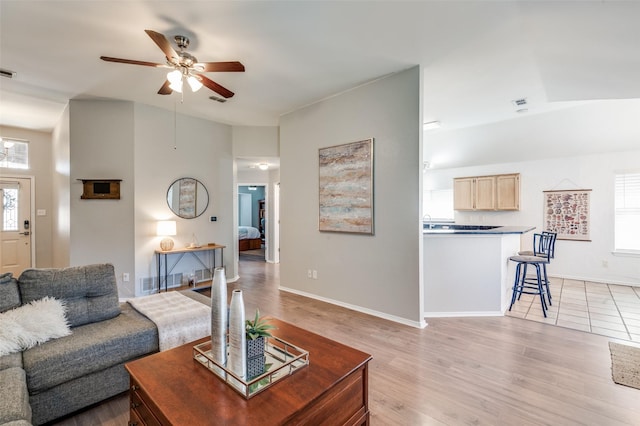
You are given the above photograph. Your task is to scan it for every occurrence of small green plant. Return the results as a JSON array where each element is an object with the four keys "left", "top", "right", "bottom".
[{"left": 245, "top": 309, "right": 276, "bottom": 340}]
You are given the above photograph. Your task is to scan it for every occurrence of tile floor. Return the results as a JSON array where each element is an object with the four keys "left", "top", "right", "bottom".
[{"left": 505, "top": 277, "right": 640, "bottom": 342}]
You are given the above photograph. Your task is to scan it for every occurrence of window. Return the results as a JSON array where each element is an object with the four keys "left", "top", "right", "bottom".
[
  {"left": 424, "top": 189, "right": 454, "bottom": 222},
  {"left": 1, "top": 185, "right": 19, "bottom": 231},
  {"left": 615, "top": 172, "right": 640, "bottom": 252},
  {"left": 0, "top": 138, "right": 29, "bottom": 169}
]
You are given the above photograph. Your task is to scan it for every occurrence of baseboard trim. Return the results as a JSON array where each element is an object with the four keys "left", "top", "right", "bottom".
[{"left": 279, "top": 286, "right": 427, "bottom": 329}]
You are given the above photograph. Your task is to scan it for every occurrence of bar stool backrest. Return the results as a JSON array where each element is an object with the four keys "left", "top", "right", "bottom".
[
  {"left": 533, "top": 232, "right": 554, "bottom": 261},
  {"left": 541, "top": 231, "right": 557, "bottom": 259}
]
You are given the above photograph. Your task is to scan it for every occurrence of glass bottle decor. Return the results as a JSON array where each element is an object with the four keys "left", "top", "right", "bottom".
[
  {"left": 228, "top": 289, "right": 247, "bottom": 380},
  {"left": 210, "top": 267, "right": 228, "bottom": 367}
]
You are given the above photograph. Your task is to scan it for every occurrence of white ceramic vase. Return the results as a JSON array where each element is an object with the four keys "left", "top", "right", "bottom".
[
  {"left": 210, "top": 267, "right": 227, "bottom": 366},
  {"left": 228, "top": 289, "right": 247, "bottom": 380}
]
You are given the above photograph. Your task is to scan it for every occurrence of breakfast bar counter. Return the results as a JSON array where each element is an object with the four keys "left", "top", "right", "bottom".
[{"left": 423, "top": 225, "right": 534, "bottom": 317}]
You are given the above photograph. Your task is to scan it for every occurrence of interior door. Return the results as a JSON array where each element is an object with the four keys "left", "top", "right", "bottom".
[{"left": 1, "top": 177, "right": 32, "bottom": 275}]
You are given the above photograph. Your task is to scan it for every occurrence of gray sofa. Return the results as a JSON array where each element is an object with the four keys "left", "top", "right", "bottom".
[{"left": 0, "top": 263, "right": 208, "bottom": 425}]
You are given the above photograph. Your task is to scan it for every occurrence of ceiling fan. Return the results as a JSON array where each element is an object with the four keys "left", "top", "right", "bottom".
[{"left": 100, "top": 30, "right": 244, "bottom": 98}]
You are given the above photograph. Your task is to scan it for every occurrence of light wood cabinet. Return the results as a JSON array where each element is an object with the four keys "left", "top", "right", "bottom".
[
  {"left": 475, "top": 176, "right": 496, "bottom": 210},
  {"left": 453, "top": 177, "right": 475, "bottom": 210},
  {"left": 496, "top": 174, "right": 520, "bottom": 210},
  {"left": 453, "top": 173, "right": 520, "bottom": 211}
]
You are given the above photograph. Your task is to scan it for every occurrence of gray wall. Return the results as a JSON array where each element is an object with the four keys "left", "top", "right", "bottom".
[
  {"left": 69, "top": 100, "right": 135, "bottom": 296},
  {"left": 63, "top": 100, "right": 236, "bottom": 297},
  {"left": 133, "top": 103, "right": 236, "bottom": 292},
  {"left": 279, "top": 67, "right": 424, "bottom": 327},
  {"left": 0, "top": 125, "right": 54, "bottom": 268}
]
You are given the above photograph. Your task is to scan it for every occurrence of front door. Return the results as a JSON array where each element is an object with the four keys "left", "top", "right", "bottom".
[{"left": 1, "top": 177, "right": 32, "bottom": 276}]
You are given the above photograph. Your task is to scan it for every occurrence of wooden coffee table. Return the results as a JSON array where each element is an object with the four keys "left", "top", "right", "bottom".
[{"left": 125, "top": 318, "right": 372, "bottom": 425}]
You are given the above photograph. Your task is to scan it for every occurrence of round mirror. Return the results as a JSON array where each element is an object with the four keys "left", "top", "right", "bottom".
[{"left": 166, "top": 178, "right": 209, "bottom": 219}]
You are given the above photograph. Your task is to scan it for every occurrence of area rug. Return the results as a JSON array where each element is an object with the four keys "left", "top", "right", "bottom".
[{"left": 609, "top": 341, "right": 640, "bottom": 390}]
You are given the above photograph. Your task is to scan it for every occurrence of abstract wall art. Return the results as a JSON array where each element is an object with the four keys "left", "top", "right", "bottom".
[{"left": 318, "top": 138, "right": 374, "bottom": 234}]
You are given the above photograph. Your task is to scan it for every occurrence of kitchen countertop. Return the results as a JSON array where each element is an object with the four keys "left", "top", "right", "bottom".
[{"left": 423, "top": 224, "right": 535, "bottom": 235}]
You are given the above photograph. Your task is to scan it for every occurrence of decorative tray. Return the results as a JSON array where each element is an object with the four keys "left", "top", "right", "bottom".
[{"left": 193, "top": 336, "right": 309, "bottom": 399}]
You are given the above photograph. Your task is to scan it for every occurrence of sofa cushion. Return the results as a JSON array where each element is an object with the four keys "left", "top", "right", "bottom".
[
  {"left": 1, "top": 420, "right": 32, "bottom": 426},
  {"left": 18, "top": 264, "right": 120, "bottom": 327},
  {"left": 0, "top": 367, "right": 32, "bottom": 424},
  {"left": 0, "top": 352, "right": 23, "bottom": 370},
  {"left": 0, "top": 273, "right": 21, "bottom": 313},
  {"left": 23, "top": 303, "right": 158, "bottom": 394}
]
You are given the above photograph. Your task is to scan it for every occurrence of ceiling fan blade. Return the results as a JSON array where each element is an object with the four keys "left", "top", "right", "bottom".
[
  {"left": 197, "top": 75, "right": 235, "bottom": 98},
  {"left": 144, "top": 29, "right": 178, "bottom": 61},
  {"left": 198, "top": 62, "right": 245, "bottom": 72},
  {"left": 100, "top": 56, "right": 166, "bottom": 67},
  {"left": 157, "top": 80, "right": 173, "bottom": 95}
]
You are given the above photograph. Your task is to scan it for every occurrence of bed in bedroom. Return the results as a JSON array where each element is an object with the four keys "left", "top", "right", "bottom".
[{"left": 239, "top": 226, "right": 262, "bottom": 251}]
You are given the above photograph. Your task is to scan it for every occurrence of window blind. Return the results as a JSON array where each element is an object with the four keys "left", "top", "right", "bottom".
[{"left": 615, "top": 172, "right": 640, "bottom": 251}]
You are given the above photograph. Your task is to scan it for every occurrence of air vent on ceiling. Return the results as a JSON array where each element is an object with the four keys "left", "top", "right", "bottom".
[
  {"left": 0, "top": 68, "right": 17, "bottom": 79},
  {"left": 512, "top": 98, "right": 528, "bottom": 107},
  {"left": 209, "top": 95, "right": 227, "bottom": 103}
]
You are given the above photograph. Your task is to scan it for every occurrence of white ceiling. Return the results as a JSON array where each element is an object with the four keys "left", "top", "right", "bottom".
[{"left": 1, "top": 1, "right": 639, "bottom": 162}]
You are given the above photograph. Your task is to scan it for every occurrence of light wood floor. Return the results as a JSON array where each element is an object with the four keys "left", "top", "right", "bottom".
[{"left": 53, "top": 261, "right": 640, "bottom": 425}]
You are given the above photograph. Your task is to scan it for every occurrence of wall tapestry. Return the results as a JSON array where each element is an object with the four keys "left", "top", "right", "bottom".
[
  {"left": 543, "top": 189, "right": 591, "bottom": 241},
  {"left": 318, "top": 138, "right": 374, "bottom": 234},
  {"left": 178, "top": 178, "right": 197, "bottom": 218}
]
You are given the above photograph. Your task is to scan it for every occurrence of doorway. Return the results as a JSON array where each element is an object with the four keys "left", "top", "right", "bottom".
[
  {"left": 1, "top": 176, "right": 33, "bottom": 276},
  {"left": 238, "top": 185, "right": 266, "bottom": 262}
]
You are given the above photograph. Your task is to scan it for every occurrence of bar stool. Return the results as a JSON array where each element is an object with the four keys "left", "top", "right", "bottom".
[
  {"left": 518, "top": 231, "right": 557, "bottom": 305},
  {"left": 508, "top": 233, "right": 553, "bottom": 317}
]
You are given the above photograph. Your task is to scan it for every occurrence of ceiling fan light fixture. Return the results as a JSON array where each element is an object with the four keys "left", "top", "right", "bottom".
[
  {"left": 187, "top": 75, "right": 203, "bottom": 92},
  {"left": 169, "top": 79, "right": 183, "bottom": 93},
  {"left": 167, "top": 69, "right": 182, "bottom": 84}
]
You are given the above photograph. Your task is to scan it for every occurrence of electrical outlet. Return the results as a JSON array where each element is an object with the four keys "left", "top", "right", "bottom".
[
  {"left": 123, "top": 273, "right": 130, "bottom": 282},
  {"left": 602, "top": 260, "right": 609, "bottom": 268},
  {"left": 307, "top": 269, "right": 312, "bottom": 278},
  {"left": 312, "top": 270, "right": 318, "bottom": 279}
]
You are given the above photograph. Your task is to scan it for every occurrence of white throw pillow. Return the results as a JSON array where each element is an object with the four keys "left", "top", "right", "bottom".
[{"left": 0, "top": 296, "right": 71, "bottom": 356}]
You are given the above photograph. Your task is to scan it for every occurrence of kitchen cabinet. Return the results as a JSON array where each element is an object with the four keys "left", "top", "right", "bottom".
[
  {"left": 453, "top": 177, "right": 475, "bottom": 210},
  {"left": 453, "top": 173, "right": 520, "bottom": 211},
  {"left": 496, "top": 174, "right": 520, "bottom": 210}
]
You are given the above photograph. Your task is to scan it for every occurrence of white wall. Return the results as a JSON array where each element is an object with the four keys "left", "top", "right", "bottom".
[
  {"left": 69, "top": 100, "right": 135, "bottom": 296},
  {"left": 51, "top": 106, "right": 70, "bottom": 267},
  {"left": 279, "top": 67, "right": 424, "bottom": 327},
  {"left": 0, "top": 125, "right": 54, "bottom": 267},
  {"left": 134, "top": 104, "right": 236, "bottom": 294},
  {"left": 425, "top": 149, "right": 640, "bottom": 286},
  {"left": 233, "top": 126, "right": 279, "bottom": 157}
]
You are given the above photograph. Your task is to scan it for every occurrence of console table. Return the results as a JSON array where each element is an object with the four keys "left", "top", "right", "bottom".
[
  {"left": 125, "top": 318, "right": 372, "bottom": 425},
  {"left": 155, "top": 244, "right": 225, "bottom": 292}
]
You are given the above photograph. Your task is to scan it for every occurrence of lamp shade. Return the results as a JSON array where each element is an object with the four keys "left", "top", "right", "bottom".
[
  {"left": 157, "top": 221, "right": 176, "bottom": 251},
  {"left": 157, "top": 220, "right": 176, "bottom": 236},
  {"left": 187, "top": 75, "right": 203, "bottom": 92},
  {"left": 167, "top": 70, "right": 182, "bottom": 85}
]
